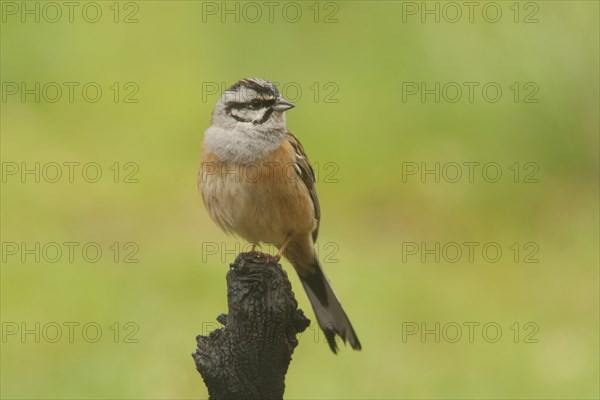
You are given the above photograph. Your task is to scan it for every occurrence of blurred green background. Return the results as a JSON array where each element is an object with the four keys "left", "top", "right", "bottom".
[{"left": 1, "top": 1, "right": 598, "bottom": 399}]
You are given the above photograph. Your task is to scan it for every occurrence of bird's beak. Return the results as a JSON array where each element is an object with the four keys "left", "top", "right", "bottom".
[{"left": 271, "top": 97, "right": 295, "bottom": 111}]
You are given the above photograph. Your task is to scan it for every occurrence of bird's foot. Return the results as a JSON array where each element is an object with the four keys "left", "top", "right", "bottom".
[
  {"left": 246, "top": 243, "right": 283, "bottom": 263},
  {"left": 248, "top": 244, "right": 264, "bottom": 255},
  {"left": 266, "top": 253, "right": 282, "bottom": 263}
]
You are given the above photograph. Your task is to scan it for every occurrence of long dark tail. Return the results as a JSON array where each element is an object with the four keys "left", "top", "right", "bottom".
[{"left": 296, "top": 258, "right": 361, "bottom": 353}]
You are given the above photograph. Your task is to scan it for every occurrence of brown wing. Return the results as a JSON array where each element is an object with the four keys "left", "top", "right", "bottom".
[{"left": 287, "top": 132, "right": 320, "bottom": 242}]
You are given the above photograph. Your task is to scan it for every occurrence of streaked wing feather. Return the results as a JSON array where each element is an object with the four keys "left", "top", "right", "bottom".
[{"left": 287, "top": 132, "right": 320, "bottom": 242}]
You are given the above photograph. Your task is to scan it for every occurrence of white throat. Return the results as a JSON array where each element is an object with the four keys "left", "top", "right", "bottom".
[{"left": 203, "top": 124, "right": 287, "bottom": 164}]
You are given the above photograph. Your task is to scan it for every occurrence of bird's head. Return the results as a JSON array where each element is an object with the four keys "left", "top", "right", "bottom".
[{"left": 211, "top": 77, "right": 294, "bottom": 130}]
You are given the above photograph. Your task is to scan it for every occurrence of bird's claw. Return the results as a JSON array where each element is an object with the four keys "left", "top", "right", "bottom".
[{"left": 267, "top": 254, "right": 282, "bottom": 263}]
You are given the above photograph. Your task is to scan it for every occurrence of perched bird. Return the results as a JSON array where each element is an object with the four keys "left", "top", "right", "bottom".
[{"left": 199, "top": 77, "right": 361, "bottom": 353}]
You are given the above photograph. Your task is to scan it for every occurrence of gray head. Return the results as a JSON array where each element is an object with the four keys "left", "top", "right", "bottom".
[{"left": 211, "top": 78, "right": 294, "bottom": 131}]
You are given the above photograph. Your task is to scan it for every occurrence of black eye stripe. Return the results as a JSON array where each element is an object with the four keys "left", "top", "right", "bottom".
[
  {"left": 226, "top": 98, "right": 275, "bottom": 111},
  {"left": 249, "top": 99, "right": 274, "bottom": 109},
  {"left": 226, "top": 102, "right": 275, "bottom": 125}
]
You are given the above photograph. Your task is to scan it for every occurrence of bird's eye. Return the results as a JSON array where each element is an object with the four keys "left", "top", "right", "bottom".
[{"left": 248, "top": 100, "right": 263, "bottom": 110}]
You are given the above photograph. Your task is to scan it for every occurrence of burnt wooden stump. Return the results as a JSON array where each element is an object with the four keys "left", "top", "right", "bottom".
[{"left": 192, "top": 252, "right": 311, "bottom": 400}]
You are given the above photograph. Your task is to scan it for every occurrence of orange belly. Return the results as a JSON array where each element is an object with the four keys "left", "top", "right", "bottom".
[{"left": 199, "top": 141, "right": 317, "bottom": 245}]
